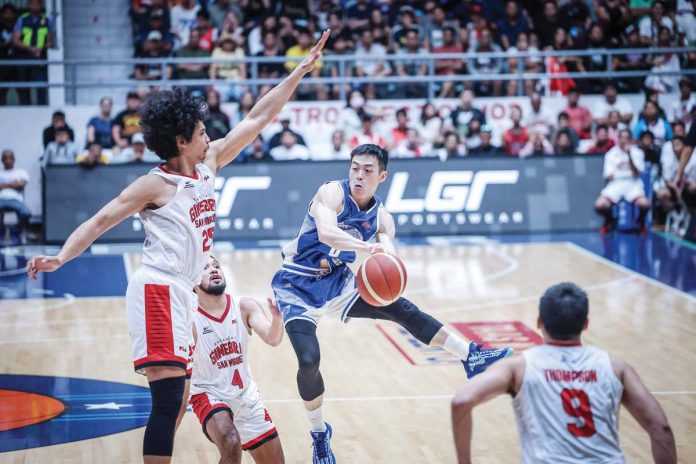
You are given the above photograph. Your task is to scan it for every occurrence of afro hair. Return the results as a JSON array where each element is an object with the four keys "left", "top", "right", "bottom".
[{"left": 138, "top": 89, "right": 208, "bottom": 160}]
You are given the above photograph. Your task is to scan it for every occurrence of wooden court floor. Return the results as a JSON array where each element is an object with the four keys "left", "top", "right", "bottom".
[{"left": 1, "top": 242, "right": 694, "bottom": 463}]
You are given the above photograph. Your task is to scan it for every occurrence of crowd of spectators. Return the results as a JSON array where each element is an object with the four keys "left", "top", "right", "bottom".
[{"left": 125, "top": 0, "right": 696, "bottom": 100}]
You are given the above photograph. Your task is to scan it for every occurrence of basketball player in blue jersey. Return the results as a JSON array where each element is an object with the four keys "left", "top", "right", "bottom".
[
  {"left": 271, "top": 144, "right": 514, "bottom": 463},
  {"left": 27, "top": 31, "right": 330, "bottom": 464}
]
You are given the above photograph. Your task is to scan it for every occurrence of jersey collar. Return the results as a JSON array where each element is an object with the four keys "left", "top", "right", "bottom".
[
  {"left": 197, "top": 294, "right": 231, "bottom": 323},
  {"left": 158, "top": 163, "right": 199, "bottom": 180}
]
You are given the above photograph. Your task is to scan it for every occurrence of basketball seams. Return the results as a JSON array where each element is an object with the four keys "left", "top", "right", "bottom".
[
  {"left": 379, "top": 253, "right": 406, "bottom": 297},
  {"left": 359, "top": 257, "right": 390, "bottom": 306}
]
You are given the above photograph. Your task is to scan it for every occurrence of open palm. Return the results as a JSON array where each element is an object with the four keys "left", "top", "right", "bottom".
[{"left": 297, "top": 29, "right": 330, "bottom": 75}]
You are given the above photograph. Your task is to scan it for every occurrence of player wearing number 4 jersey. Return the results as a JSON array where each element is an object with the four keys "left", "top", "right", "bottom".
[
  {"left": 190, "top": 256, "right": 284, "bottom": 464},
  {"left": 452, "top": 282, "right": 677, "bottom": 464},
  {"left": 27, "top": 30, "right": 331, "bottom": 464},
  {"left": 271, "top": 143, "right": 513, "bottom": 464}
]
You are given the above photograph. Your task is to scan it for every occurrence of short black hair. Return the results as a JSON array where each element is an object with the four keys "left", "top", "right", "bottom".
[
  {"left": 639, "top": 130, "right": 654, "bottom": 140},
  {"left": 55, "top": 126, "right": 69, "bottom": 134},
  {"left": 139, "top": 89, "right": 208, "bottom": 160},
  {"left": 350, "top": 143, "right": 388, "bottom": 171},
  {"left": 539, "top": 282, "right": 589, "bottom": 340},
  {"left": 596, "top": 124, "right": 608, "bottom": 132},
  {"left": 52, "top": 110, "right": 65, "bottom": 119}
]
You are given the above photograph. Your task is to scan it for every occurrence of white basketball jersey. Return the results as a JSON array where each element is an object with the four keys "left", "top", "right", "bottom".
[
  {"left": 140, "top": 163, "right": 216, "bottom": 285},
  {"left": 190, "top": 295, "right": 258, "bottom": 402},
  {"left": 513, "top": 344, "right": 625, "bottom": 464}
]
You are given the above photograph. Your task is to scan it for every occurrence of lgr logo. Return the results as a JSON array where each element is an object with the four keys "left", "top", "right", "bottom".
[
  {"left": 385, "top": 171, "right": 520, "bottom": 213},
  {"left": 213, "top": 176, "right": 274, "bottom": 231}
]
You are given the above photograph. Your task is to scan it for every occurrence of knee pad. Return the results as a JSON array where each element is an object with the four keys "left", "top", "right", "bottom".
[
  {"left": 143, "top": 375, "right": 185, "bottom": 456},
  {"left": 389, "top": 298, "right": 443, "bottom": 345},
  {"left": 297, "top": 350, "right": 320, "bottom": 373}
]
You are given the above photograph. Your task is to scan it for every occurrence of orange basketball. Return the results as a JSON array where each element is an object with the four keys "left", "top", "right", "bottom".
[{"left": 356, "top": 253, "right": 408, "bottom": 307}]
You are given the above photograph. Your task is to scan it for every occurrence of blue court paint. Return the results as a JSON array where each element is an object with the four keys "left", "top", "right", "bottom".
[
  {"left": 0, "top": 374, "right": 150, "bottom": 452},
  {"left": 0, "top": 254, "right": 127, "bottom": 300}
]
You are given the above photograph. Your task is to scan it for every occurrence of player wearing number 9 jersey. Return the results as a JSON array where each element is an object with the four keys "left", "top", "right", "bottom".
[
  {"left": 451, "top": 282, "right": 677, "bottom": 464},
  {"left": 26, "top": 30, "right": 330, "bottom": 464}
]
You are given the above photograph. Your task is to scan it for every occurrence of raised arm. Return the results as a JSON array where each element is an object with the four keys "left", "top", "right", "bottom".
[
  {"left": 204, "top": 30, "right": 329, "bottom": 172},
  {"left": 375, "top": 205, "right": 396, "bottom": 255},
  {"left": 613, "top": 357, "right": 677, "bottom": 464},
  {"left": 240, "top": 297, "right": 284, "bottom": 347},
  {"left": 451, "top": 357, "right": 522, "bottom": 464},
  {"left": 311, "top": 182, "right": 383, "bottom": 254},
  {"left": 27, "top": 174, "right": 165, "bottom": 278}
]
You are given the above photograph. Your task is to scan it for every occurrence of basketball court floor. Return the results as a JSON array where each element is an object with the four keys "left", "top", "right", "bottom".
[{"left": 0, "top": 232, "right": 694, "bottom": 463}]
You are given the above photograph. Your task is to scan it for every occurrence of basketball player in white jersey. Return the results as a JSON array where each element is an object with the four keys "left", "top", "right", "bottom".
[
  {"left": 26, "top": 30, "right": 329, "bottom": 464},
  {"left": 190, "top": 256, "right": 284, "bottom": 464},
  {"left": 451, "top": 282, "right": 677, "bottom": 464}
]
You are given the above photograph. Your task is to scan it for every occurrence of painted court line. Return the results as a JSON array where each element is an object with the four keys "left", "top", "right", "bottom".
[
  {"left": 431, "top": 275, "right": 635, "bottom": 314},
  {"left": 564, "top": 242, "right": 696, "bottom": 305},
  {"left": 264, "top": 390, "right": 696, "bottom": 404}
]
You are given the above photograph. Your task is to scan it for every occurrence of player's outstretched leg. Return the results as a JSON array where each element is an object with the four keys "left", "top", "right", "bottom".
[
  {"left": 347, "top": 297, "right": 513, "bottom": 378},
  {"left": 204, "top": 411, "right": 243, "bottom": 464},
  {"left": 285, "top": 320, "right": 336, "bottom": 464},
  {"left": 143, "top": 367, "right": 187, "bottom": 464}
]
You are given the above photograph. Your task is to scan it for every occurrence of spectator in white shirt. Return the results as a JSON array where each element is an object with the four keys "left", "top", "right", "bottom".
[
  {"left": 269, "top": 130, "right": 310, "bottom": 161},
  {"left": 0, "top": 149, "right": 30, "bottom": 244},
  {"left": 669, "top": 78, "right": 695, "bottom": 127},
  {"left": 638, "top": 0, "right": 673, "bottom": 45},
  {"left": 42, "top": 127, "right": 79, "bottom": 166},
  {"left": 328, "top": 129, "right": 350, "bottom": 160},
  {"left": 353, "top": 28, "right": 390, "bottom": 99},
  {"left": 169, "top": 0, "right": 199, "bottom": 50},
  {"left": 654, "top": 136, "right": 688, "bottom": 216},
  {"left": 112, "top": 132, "right": 160, "bottom": 163},
  {"left": 523, "top": 91, "right": 556, "bottom": 135},
  {"left": 593, "top": 82, "right": 634, "bottom": 126},
  {"left": 594, "top": 129, "right": 650, "bottom": 232},
  {"left": 417, "top": 102, "right": 444, "bottom": 148}
]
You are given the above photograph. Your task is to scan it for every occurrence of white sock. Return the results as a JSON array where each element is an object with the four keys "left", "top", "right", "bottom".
[
  {"left": 306, "top": 406, "right": 327, "bottom": 433},
  {"left": 442, "top": 333, "right": 470, "bottom": 360}
]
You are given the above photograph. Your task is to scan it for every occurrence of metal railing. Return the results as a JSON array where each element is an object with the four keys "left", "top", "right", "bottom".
[{"left": 1, "top": 47, "right": 694, "bottom": 103}]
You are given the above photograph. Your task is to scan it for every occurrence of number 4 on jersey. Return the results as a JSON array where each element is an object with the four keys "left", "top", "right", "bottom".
[
  {"left": 231, "top": 368, "right": 244, "bottom": 389},
  {"left": 561, "top": 388, "right": 596, "bottom": 437}
]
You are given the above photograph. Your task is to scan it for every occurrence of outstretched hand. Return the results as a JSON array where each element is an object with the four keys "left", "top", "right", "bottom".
[
  {"left": 27, "top": 255, "right": 63, "bottom": 279},
  {"left": 297, "top": 29, "right": 330, "bottom": 75}
]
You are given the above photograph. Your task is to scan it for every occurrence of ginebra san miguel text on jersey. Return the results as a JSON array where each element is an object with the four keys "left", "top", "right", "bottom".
[
  {"left": 190, "top": 295, "right": 258, "bottom": 402},
  {"left": 139, "top": 163, "right": 216, "bottom": 285}
]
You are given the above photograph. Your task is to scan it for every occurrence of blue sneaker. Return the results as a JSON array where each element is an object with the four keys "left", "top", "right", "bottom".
[
  {"left": 463, "top": 342, "right": 514, "bottom": 379},
  {"left": 310, "top": 422, "right": 336, "bottom": 464}
]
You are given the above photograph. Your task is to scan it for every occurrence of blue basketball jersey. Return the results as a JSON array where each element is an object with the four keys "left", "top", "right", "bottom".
[{"left": 281, "top": 179, "right": 381, "bottom": 274}]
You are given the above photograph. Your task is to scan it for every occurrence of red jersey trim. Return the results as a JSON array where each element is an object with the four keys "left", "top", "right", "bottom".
[
  {"left": 198, "top": 294, "right": 232, "bottom": 323},
  {"left": 242, "top": 427, "right": 278, "bottom": 450},
  {"left": 158, "top": 163, "right": 199, "bottom": 180},
  {"left": 547, "top": 341, "right": 582, "bottom": 347}
]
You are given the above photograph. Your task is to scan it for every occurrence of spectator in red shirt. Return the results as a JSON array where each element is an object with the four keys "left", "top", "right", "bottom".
[
  {"left": 587, "top": 124, "right": 616, "bottom": 154},
  {"left": 433, "top": 26, "right": 463, "bottom": 98},
  {"left": 563, "top": 88, "right": 593, "bottom": 139},
  {"left": 503, "top": 107, "right": 530, "bottom": 156},
  {"left": 390, "top": 108, "right": 410, "bottom": 150}
]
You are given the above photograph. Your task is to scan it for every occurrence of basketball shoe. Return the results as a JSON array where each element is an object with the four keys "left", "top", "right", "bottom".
[
  {"left": 463, "top": 342, "right": 514, "bottom": 378},
  {"left": 311, "top": 422, "right": 336, "bottom": 464}
]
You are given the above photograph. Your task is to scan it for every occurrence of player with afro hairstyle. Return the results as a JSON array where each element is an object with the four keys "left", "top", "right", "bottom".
[{"left": 28, "top": 30, "right": 330, "bottom": 464}]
